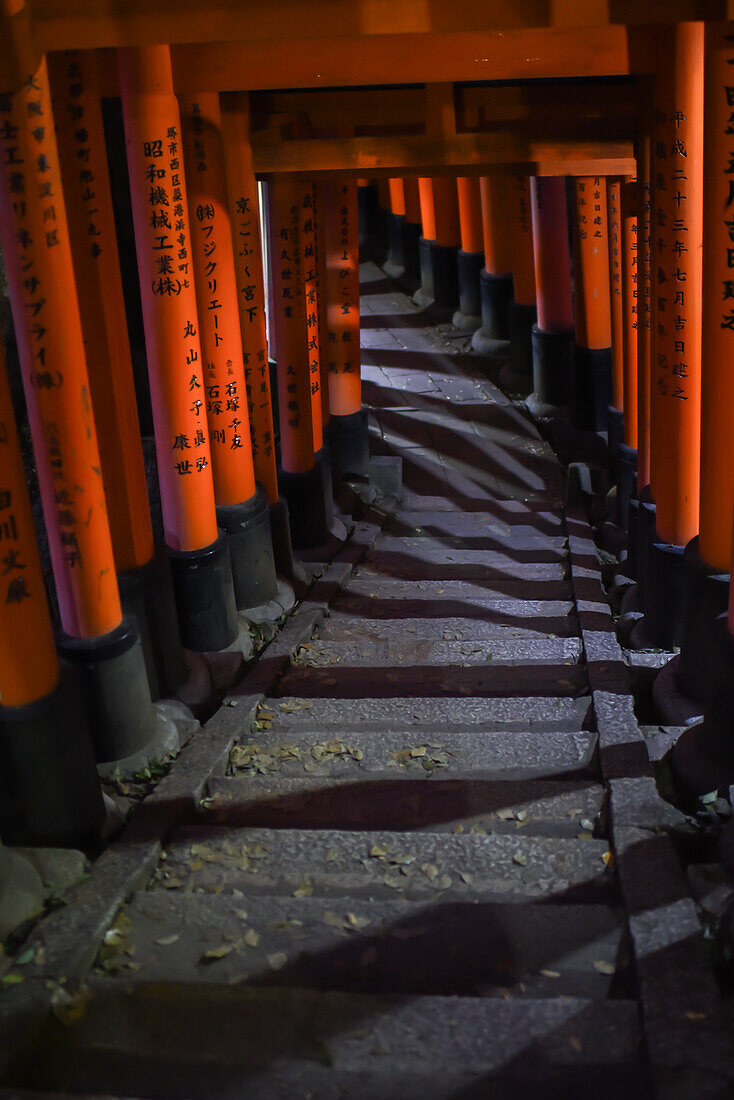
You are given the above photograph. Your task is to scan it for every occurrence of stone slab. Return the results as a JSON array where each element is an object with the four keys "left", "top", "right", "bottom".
[
  {"left": 362, "top": 548, "right": 566, "bottom": 582},
  {"left": 305, "top": 630, "right": 582, "bottom": 667},
  {"left": 157, "top": 826, "right": 614, "bottom": 903},
  {"left": 223, "top": 727, "right": 598, "bottom": 781},
  {"left": 342, "top": 572, "right": 572, "bottom": 601},
  {"left": 206, "top": 775, "right": 605, "bottom": 836},
  {"left": 319, "top": 613, "right": 570, "bottom": 643},
  {"left": 374, "top": 533, "right": 566, "bottom": 561},
  {"left": 19, "top": 984, "right": 645, "bottom": 1098},
  {"left": 115, "top": 891, "right": 623, "bottom": 998},
  {"left": 262, "top": 695, "right": 593, "bottom": 732}
]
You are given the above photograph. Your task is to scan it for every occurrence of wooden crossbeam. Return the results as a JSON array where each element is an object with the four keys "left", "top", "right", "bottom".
[{"left": 252, "top": 132, "right": 636, "bottom": 177}]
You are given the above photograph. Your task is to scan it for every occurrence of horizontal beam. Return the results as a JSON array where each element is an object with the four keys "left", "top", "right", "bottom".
[
  {"left": 31, "top": 0, "right": 728, "bottom": 53},
  {"left": 252, "top": 132, "right": 636, "bottom": 177}
]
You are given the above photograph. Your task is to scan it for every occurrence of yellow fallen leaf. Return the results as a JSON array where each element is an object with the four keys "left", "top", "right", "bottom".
[
  {"left": 512, "top": 852, "right": 527, "bottom": 866},
  {"left": 593, "top": 960, "right": 615, "bottom": 975},
  {"left": 294, "top": 879, "right": 313, "bottom": 898},
  {"left": 154, "top": 935, "right": 180, "bottom": 946},
  {"left": 268, "top": 952, "right": 288, "bottom": 970},
  {"left": 540, "top": 969, "right": 560, "bottom": 979},
  {"left": 244, "top": 929, "right": 260, "bottom": 947},
  {"left": 202, "top": 943, "right": 235, "bottom": 961}
]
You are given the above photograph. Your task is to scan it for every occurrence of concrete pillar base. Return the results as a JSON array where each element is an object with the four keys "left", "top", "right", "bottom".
[
  {"left": 328, "top": 409, "right": 370, "bottom": 479},
  {"left": 268, "top": 498, "right": 309, "bottom": 588},
  {"left": 677, "top": 536, "right": 730, "bottom": 703},
  {"left": 383, "top": 211, "right": 405, "bottom": 278},
  {"left": 58, "top": 617, "right": 158, "bottom": 763},
  {"left": 471, "top": 269, "right": 513, "bottom": 351},
  {"left": 217, "top": 485, "right": 278, "bottom": 610},
  {"left": 0, "top": 844, "right": 45, "bottom": 940},
  {"left": 412, "top": 236, "right": 434, "bottom": 308},
  {"left": 528, "top": 325, "right": 573, "bottom": 413},
  {"left": 0, "top": 675, "right": 104, "bottom": 846},
  {"left": 454, "top": 248, "right": 483, "bottom": 328},
  {"left": 278, "top": 462, "right": 332, "bottom": 550},
  {"left": 572, "top": 344, "right": 613, "bottom": 431},
  {"left": 616, "top": 445, "right": 637, "bottom": 531},
  {"left": 168, "top": 532, "right": 239, "bottom": 653},
  {"left": 118, "top": 550, "right": 187, "bottom": 701},
  {"left": 502, "top": 300, "right": 536, "bottom": 394},
  {"left": 398, "top": 221, "right": 421, "bottom": 291}
]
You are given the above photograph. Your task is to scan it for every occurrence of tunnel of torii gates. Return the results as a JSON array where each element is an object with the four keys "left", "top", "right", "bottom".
[{"left": 4, "top": 4, "right": 734, "bottom": 845}]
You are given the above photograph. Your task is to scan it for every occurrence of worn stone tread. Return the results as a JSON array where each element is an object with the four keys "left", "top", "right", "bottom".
[
  {"left": 205, "top": 774, "right": 605, "bottom": 835},
  {"left": 299, "top": 633, "right": 582, "bottom": 667},
  {"left": 318, "top": 614, "right": 570, "bottom": 644},
  {"left": 383, "top": 510, "right": 564, "bottom": 538},
  {"left": 156, "top": 826, "right": 614, "bottom": 903},
  {"left": 114, "top": 891, "right": 625, "bottom": 998},
  {"left": 224, "top": 727, "right": 598, "bottom": 780},
  {"left": 341, "top": 572, "right": 573, "bottom": 602},
  {"left": 261, "top": 695, "right": 593, "bottom": 732},
  {"left": 20, "top": 983, "right": 646, "bottom": 1099},
  {"left": 362, "top": 546, "right": 567, "bottom": 580},
  {"left": 374, "top": 533, "right": 567, "bottom": 560}
]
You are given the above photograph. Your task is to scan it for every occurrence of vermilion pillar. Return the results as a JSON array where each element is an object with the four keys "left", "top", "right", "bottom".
[
  {"left": 0, "top": 53, "right": 155, "bottom": 774},
  {"left": 0, "top": 342, "right": 103, "bottom": 844},
  {"left": 454, "top": 176, "right": 484, "bottom": 330},
  {"left": 675, "top": 23, "right": 734, "bottom": 708},
  {"left": 527, "top": 176, "right": 574, "bottom": 414},
  {"left": 268, "top": 175, "right": 332, "bottom": 548},
  {"left": 501, "top": 172, "right": 538, "bottom": 391},
  {"left": 319, "top": 180, "right": 369, "bottom": 478},
  {"left": 414, "top": 177, "right": 460, "bottom": 316},
  {"left": 607, "top": 178, "right": 625, "bottom": 420},
  {"left": 472, "top": 171, "right": 514, "bottom": 352},
  {"left": 571, "top": 175, "right": 613, "bottom": 430},
  {"left": 49, "top": 48, "right": 185, "bottom": 702},
  {"left": 643, "top": 22, "right": 704, "bottom": 650},
  {"left": 298, "top": 181, "right": 324, "bottom": 455},
  {"left": 384, "top": 177, "right": 407, "bottom": 278},
  {"left": 119, "top": 45, "right": 238, "bottom": 651},
  {"left": 180, "top": 91, "right": 277, "bottom": 610},
  {"left": 615, "top": 179, "right": 640, "bottom": 528},
  {"left": 219, "top": 93, "right": 278, "bottom": 505},
  {"left": 401, "top": 175, "right": 422, "bottom": 287}
]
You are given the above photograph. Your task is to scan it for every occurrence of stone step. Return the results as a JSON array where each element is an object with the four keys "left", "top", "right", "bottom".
[
  {"left": 341, "top": 572, "right": 573, "bottom": 602},
  {"left": 113, "top": 892, "right": 625, "bottom": 999},
  {"left": 156, "top": 827, "right": 614, "bottom": 903},
  {"left": 313, "top": 621, "right": 582, "bottom": 662},
  {"left": 22, "top": 984, "right": 646, "bottom": 1098},
  {"left": 362, "top": 546, "right": 567, "bottom": 580},
  {"left": 205, "top": 775, "right": 605, "bottom": 835},
  {"left": 277, "top": 662, "right": 586, "bottom": 698},
  {"left": 262, "top": 695, "right": 593, "bottom": 732},
  {"left": 291, "top": 636, "right": 582, "bottom": 668},
  {"left": 374, "top": 532, "right": 567, "bottom": 560},
  {"left": 332, "top": 590, "right": 576, "bottom": 633},
  {"left": 384, "top": 509, "right": 564, "bottom": 539},
  {"left": 226, "top": 727, "right": 598, "bottom": 781}
]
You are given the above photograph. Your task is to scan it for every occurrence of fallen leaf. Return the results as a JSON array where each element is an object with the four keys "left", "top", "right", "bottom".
[
  {"left": 244, "top": 929, "right": 260, "bottom": 947},
  {"left": 154, "top": 934, "right": 180, "bottom": 946},
  {"left": 202, "top": 944, "right": 236, "bottom": 961},
  {"left": 593, "top": 960, "right": 615, "bottom": 975},
  {"left": 512, "top": 852, "right": 527, "bottom": 866},
  {"left": 540, "top": 969, "right": 561, "bottom": 979},
  {"left": 268, "top": 952, "right": 288, "bottom": 970},
  {"left": 294, "top": 879, "right": 313, "bottom": 898},
  {"left": 1, "top": 973, "right": 24, "bottom": 985}
]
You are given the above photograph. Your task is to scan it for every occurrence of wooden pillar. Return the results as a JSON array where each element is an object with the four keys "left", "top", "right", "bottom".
[
  {"left": 608, "top": 178, "right": 625, "bottom": 415},
  {"left": 319, "top": 180, "right": 369, "bottom": 478},
  {"left": 297, "top": 181, "right": 323, "bottom": 455},
  {"left": 220, "top": 92, "right": 278, "bottom": 506},
  {"left": 454, "top": 176, "right": 484, "bottom": 328},
  {"left": 268, "top": 174, "right": 331, "bottom": 548},
  {"left": 384, "top": 176, "right": 407, "bottom": 277},
  {"left": 527, "top": 176, "right": 574, "bottom": 413},
  {"left": 501, "top": 172, "right": 537, "bottom": 389},
  {"left": 414, "top": 177, "right": 459, "bottom": 314},
  {"left": 571, "top": 175, "right": 613, "bottom": 429},
  {"left": 621, "top": 180, "right": 639, "bottom": 450},
  {"left": 0, "top": 50, "right": 155, "bottom": 771},
  {"left": 180, "top": 91, "right": 277, "bottom": 611},
  {"left": 473, "top": 171, "right": 514, "bottom": 348},
  {"left": 118, "top": 45, "right": 238, "bottom": 651}
]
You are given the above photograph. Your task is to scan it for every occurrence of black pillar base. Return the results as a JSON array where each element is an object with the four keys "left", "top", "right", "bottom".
[
  {"left": 646, "top": 539, "right": 685, "bottom": 649},
  {"left": 168, "top": 532, "right": 239, "bottom": 653},
  {"left": 626, "top": 495, "right": 640, "bottom": 579},
  {"left": 217, "top": 485, "right": 278, "bottom": 611},
  {"left": 315, "top": 445, "right": 336, "bottom": 531},
  {"left": 616, "top": 444, "right": 637, "bottom": 531},
  {"left": 636, "top": 487, "right": 656, "bottom": 610},
  {"left": 358, "top": 183, "right": 378, "bottom": 253},
  {"left": 607, "top": 406, "right": 624, "bottom": 471},
  {"left": 328, "top": 409, "right": 370, "bottom": 479},
  {"left": 268, "top": 498, "right": 308, "bottom": 587},
  {"left": 57, "top": 617, "right": 157, "bottom": 764},
  {"left": 670, "top": 614, "right": 734, "bottom": 802},
  {"left": 677, "top": 536, "right": 730, "bottom": 703},
  {"left": 471, "top": 269, "right": 513, "bottom": 355},
  {"left": 374, "top": 205, "right": 390, "bottom": 267},
  {"left": 430, "top": 241, "right": 460, "bottom": 319},
  {"left": 0, "top": 675, "right": 105, "bottom": 847},
  {"left": 572, "top": 345, "right": 613, "bottom": 431},
  {"left": 118, "top": 549, "right": 187, "bottom": 701},
  {"left": 452, "top": 249, "right": 484, "bottom": 331},
  {"left": 399, "top": 221, "right": 421, "bottom": 291},
  {"left": 413, "top": 236, "right": 435, "bottom": 307},
  {"left": 383, "top": 211, "right": 406, "bottom": 278},
  {"left": 278, "top": 462, "right": 331, "bottom": 550},
  {"left": 526, "top": 325, "right": 573, "bottom": 414},
  {"left": 500, "top": 300, "right": 537, "bottom": 394}
]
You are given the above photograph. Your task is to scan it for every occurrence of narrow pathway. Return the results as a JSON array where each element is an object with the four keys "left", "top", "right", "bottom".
[{"left": 16, "top": 263, "right": 650, "bottom": 1097}]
